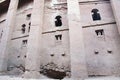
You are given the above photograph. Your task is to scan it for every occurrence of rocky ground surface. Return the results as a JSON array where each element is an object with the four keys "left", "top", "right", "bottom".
[{"left": 0, "top": 76, "right": 119, "bottom": 80}]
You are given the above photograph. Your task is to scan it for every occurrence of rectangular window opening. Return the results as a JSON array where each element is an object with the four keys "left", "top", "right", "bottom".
[
  {"left": 95, "top": 29, "right": 104, "bottom": 36},
  {"left": 22, "top": 40, "right": 28, "bottom": 45},
  {"left": 55, "top": 34, "right": 62, "bottom": 40}
]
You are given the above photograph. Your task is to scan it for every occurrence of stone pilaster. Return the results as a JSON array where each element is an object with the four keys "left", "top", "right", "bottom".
[
  {"left": 67, "top": 0, "right": 88, "bottom": 78},
  {"left": 0, "top": 0, "right": 19, "bottom": 72},
  {"left": 23, "top": 0, "right": 44, "bottom": 78},
  {"left": 110, "top": 0, "right": 120, "bottom": 34}
]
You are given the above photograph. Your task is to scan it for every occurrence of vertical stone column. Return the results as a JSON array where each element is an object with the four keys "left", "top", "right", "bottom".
[
  {"left": 67, "top": 0, "right": 87, "bottom": 78},
  {"left": 110, "top": 0, "right": 120, "bottom": 34},
  {"left": 24, "top": 0, "right": 44, "bottom": 78},
  {"left": 0, "top": 0, "right": 19, "bottom": 72}
]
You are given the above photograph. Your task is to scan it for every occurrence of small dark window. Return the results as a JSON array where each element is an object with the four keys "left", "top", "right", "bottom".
[
  {"left": 28, "top": 22, "right": 31, "bottom": 32},
  {"left": 107, "top": 50, "right": 112, "bottom": 54},
  {"left": 22, "top": 40, "right": 27, "bottom": 45},
  {"left": 95, "top": 51, "right": 99, "bottom": 54},
  {"left": 50, "top": 54, "right": 54, "bottom": 57},
  {"left": 55, "top": 34, "right": 62, "bottom": 40},
  {"left": 92, "top": 9, "right": 101, "bottom": 21},
  {"left": 26, "top": 14, "right": 31, "bottom": 20},
  {"left": 95, "top": 29, "right": 104, "bottom": 36},
  {"left": 62, "top": 53, "right": 66, "bottom": 56},
  {"left": 21, "top": 24, "right": 26, "bottom": 34},
  {"left": 55, "top": 15, "right": 62, "bottom": 27}
]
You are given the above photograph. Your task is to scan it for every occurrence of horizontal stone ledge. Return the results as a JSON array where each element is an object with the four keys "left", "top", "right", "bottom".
[
  {"left": 82, "top": 22, "right": 116, "bottom": 28},
  {"left": 42, "top": 28, "right": 69, "bottom": 34}
]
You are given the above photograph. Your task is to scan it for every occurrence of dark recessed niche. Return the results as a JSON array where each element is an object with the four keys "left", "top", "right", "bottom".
[
  {"left": 91, "top": 9, "right": 101, "bottom": 21},
  {"left": 22, "top": 40, "right": 27, "bottom": 45},
  {"left": 24, "top": 55, "right": 27, "bottom": 58},
  {"left": 55, "top": 34, "right": 62, "bottom": 40},
  {"left": 29, "top": 22, "right": 31, "bottom": 25},
  {"left": 95, "top": 29, "right": 104, "bottom": 36},
  {"left": 50, "top": 54, "right": 54, "bottom": 57},
  {"left": 17, "top": 56, "right": 20, "bottom": 58},
  {"left": 95, "top": 51, "right": 99, "bottom": 54},
  {"left": 28, "top": 22, "right": 31, "bottom": 32},
  {"left": 22, "top": 24, "right": 26, "bottom": 27},
  {"left": 107, "top": 50, "right": 112, "bottom": 54},
  {"left": 21, "top": 24, "right": 26, "bottom": 34},
  {"left": 55, "top": 15, "right": 62, "bottom": 27},
  {"left": 62, "top": 54, "right": 66, "bottom": 56},
  {"left": 26, "top": 14, "right": 31, "bottom": 20}
]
